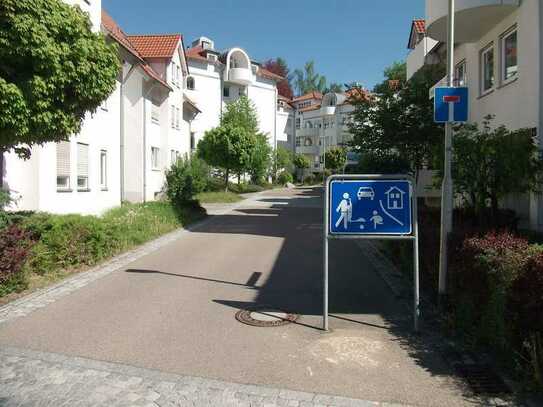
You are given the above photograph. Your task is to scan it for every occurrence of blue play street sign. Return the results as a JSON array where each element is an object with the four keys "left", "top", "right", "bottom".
[
  {"left": 434, "top": 87, "right": 469, "bottom": 123},
  {"left": 329, "top": 179, "right": 413, "bottom": 235}
]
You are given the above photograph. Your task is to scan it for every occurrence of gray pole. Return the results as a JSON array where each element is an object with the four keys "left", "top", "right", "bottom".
[
  {"left": 413, "top": 187, "right": 420, "bottom": 332},
  {"left": 438, "top": 0, "right": 455, "bottom": 304},
  {"left": 323, "top": 178, "right": 329, "bottom": 331}
]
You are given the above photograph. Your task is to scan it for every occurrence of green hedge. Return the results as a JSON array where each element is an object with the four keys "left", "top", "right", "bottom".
[{"left": 0, "top": 201, "right": 205, "bottom": 297}]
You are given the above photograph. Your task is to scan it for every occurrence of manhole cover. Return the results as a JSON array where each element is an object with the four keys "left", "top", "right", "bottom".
[{"left": 235, "top": 306, "right": 298, "bottom": 327}]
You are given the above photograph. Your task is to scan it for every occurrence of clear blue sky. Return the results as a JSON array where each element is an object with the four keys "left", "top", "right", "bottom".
[{"left": 102, "top": 0, "right": 424, "bottom": 91}]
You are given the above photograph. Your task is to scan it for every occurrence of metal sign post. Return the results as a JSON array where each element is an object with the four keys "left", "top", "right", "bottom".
[{"left": 323, "top": 174, "right": 420, "bottom": 332}]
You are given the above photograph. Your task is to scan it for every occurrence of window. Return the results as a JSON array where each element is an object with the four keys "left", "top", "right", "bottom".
[
  {"left": 304, "top": 137, "right": 312, "bottom": 147},
  {"left": 100, "top": 97, "right": 108, "bottom": 111},
  {"left": 238, "top": 87, "right": 246, "bottom": 97},
  {"left": 100, "top": 150, "right": 107, "bottom": 190},
  {"left": 186, "top": 76, "right": 195, "bottom": 90},
  {"left": 176, "top": 66, "right": 180, "bottom": 87},
  {"left": 77, "top": 143, "right": 89, "bottom": 191},
  {"left": 295, "top": 137, "right": 301, "bottom": 147},
  {"left": 151, "top": 100, "right": 160, "bottom": 123},
  {"left": 176, "top": 107, "right": 180, "bottom": 129},
  {"left": 202, "top": 40, "right": 211, "bottom": 50},
  {"left": 295, "top": 118, "right": 301, "bottom": 129},
  {"left": 170, "top": 149, "right": 178, "bottom": 164},
  {"left": 480, "top": 44, "right": 495, "bottom": 94},
  {"left": 171, "top": 105, "right": 176, "bottom": 128},
  {"left": 501, "top": 28, "right": 518, "bottom": 82},
  {"left": 56, "top": 141, "right": 71, "bottom": 190},
  {"left": 455, "top": 60, "right": 467, "bottom": 87},
  {"left": 223, "top": 86, "right": 230, "bottom": 98},
  {"left": 151, "top": 147, "right": 160, "bottom": 169},
  {"left": 190, "top": 132, "right": 196, "bottom": 151},
  {"left": 207, "top": 54, "right": 217, "bottom": 62}
]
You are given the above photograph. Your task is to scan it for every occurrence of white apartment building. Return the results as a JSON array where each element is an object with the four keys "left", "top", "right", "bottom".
[
  {"left": 276, "top": 95, "right": 295, "bottom": 151},
  {"left": 408, "top": 0, "right": 543, "bottom": 228},
  {"left": 1, "top": 0, "right": 202, "bottom": 214},
  {"left": 184, "top": 37, "right": 283, "bottom": 151},
  {"left": 292, "top": 91, "right": 360, "bottom": 173}
]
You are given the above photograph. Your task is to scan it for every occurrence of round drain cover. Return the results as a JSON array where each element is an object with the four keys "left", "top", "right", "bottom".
[{"left": 236, "top": 306, "right": 298, "bottom": 327}]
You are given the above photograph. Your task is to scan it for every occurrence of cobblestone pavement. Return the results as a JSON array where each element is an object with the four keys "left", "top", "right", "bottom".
[{"left": 0, "top": 346, "right": 408, "bottom": 407}]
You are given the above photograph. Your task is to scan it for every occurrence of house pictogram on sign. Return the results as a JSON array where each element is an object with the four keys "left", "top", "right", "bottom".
[{"left": 385, "top": 186, "right": 405, "bottom": 210}]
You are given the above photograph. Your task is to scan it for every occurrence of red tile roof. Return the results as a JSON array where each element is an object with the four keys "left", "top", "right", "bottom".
[
  {"left": 185, "top": 46, "right": 209, "bottom": 62},
  {"left": 258, "top": 67, "right": 284, "bottom": 81},
  {"left": 413, "top": 19, "right": 426, "bottom": 35},
  {"left": 128, "top": 34, "right": 182, "bottom": 59},
  {"left": 299, "top": 104, "right": 321, "bottom": 113},
  {"left": 101, "top": 11, "right": 171, "bottom": 90},
  {"left": 292, "top": 92, "right": 323, "bottom": 103},
  {"left": 342, "top": 87, "right": 372, "bottom": 104}
]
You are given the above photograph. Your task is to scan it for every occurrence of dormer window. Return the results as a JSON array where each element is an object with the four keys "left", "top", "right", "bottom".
[
  {"left": 202, "top": 40, "right": 211, "bottom": 50},
  {"left": 207, "top": 54, "right": 217, "bottom": 62}
]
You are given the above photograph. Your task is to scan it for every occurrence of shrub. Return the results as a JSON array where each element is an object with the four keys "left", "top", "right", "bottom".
[
  {"left": 165, "top": 156, "right": 209, "bottom": 207},
  {"left": 0, "top": 225, "right": 33, "bottom": 295},
  {"left": 277, "top": 171, "right": 293, "bottom": 185},
  {"left": 23, "top": 214, "right": 116, "bottom": 274}
]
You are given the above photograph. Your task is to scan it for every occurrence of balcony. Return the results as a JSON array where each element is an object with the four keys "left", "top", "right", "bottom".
[
  {"left": 228, "top": 68, "right": 253, "bottom": 85},
  {"left": 297, "top": 144, "right": 319, "bottom": 155},
  {"left": 407, "top": 37, "right": 439, "bottom": 80},
  {"left": 426, "top": 0, "right": 519, "bottom": 43},
  {"left": 321, "top": 106, "right": 336, "bottom": 116}
]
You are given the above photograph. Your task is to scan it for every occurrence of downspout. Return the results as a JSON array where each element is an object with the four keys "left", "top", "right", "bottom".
[
  {"left": 274, "top": 87, "right": 278, "bottom": 178},
  {"left": 143, "top": 82, "right": 158, "bottom": 203},
  {"left": 120, "top": 63, "right": 138, "bottom": 202}
]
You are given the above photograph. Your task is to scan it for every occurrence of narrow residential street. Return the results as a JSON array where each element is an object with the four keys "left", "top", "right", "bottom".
[{"left": 0, "top": 187, "right": 474, "bottom": 406}]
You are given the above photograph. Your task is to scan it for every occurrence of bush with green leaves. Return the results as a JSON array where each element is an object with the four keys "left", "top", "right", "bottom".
[
  {"left": 165, "top": 156, "right": 209, "bottom": 207},
  {"left": 277, "top": 171, "right": 293, "bottom": 186},
  {"left": 448, "top": 116, "right": 543, "bottom": 218},
  {"left": 293, "top": 153, "right": 311, "bottom": 182},
  {"left": 324, "top": 147, "right": 346, "bottom": 174}
]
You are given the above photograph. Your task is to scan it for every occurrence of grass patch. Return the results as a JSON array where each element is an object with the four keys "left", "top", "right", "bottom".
[
  {"left": 196, "top": 191, "right": 243, "bottom": 204},
  {"left": 0, "top": 201, "right": 206, "bottom": 302}
]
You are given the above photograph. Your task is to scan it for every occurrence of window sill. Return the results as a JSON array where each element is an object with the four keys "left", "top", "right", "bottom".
[
  {"left": 56, "top": 189, "right": 73, "bottom": 193},
  {"left": 477, "top": 89, "right": 495, "bottom": 100},
  {"left": 101, "top": 187, "right": 108, "bottom": 192},
  {"left": 497, "top": 76, "right": 518, "bottom": 90},
  {"left": 77, "top": 189, "right": 91, "bottom": 192},
  {"left": 152, "top": 120, "right": 160, "bottom": 125},
  {"left": 151, "top": 168, "right": 161, "bottom": 172}
]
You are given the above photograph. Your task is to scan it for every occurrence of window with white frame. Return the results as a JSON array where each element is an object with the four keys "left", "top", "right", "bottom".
[
  {"left": 77, "top": 143, "right": 89, "bottom": 191},
  {"left": 56, "top": 141, "right": 71, "bottom": 190},
  {"left": 455, "top": 60, "right": 467, "bottom": 87},
  {"left": 171, "top": 105, "right": 175, "bottom": 128},
  {"left": 170, "top": 149, "right": 178, "bottom": 164},
  {"left": 176, "top": 66, "right": 180, "bottom": 87},
  {"left": 190, "top": 132, "right": 196, "bottom": 151},
  {"left": 295, "top": 137, "right": 301, "bottom": 147},
  {"left": 480, "top": 44, "right": 495, "bottom": 94},
  {"left": 223, "top": 86, "right": 230, "bottom": 98},
  {"left": 176, "top": 107, "right": 180, "bottom": 129},
  {"left": 100, "top": 150, "right": 107, "bottom": 190},
  {"left": 295, "top": 118, "right": 301, "bottom": 129},
  {"left": 501, "top": 27, "right": 518, "bottom": 82},
  {"left": 151, "top": 147, "right": 160, "bottom": 169}
]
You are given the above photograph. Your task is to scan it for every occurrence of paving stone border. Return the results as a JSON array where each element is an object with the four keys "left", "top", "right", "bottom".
[{"left": 0, "top": 346, "right": 409, "bottom": 407}]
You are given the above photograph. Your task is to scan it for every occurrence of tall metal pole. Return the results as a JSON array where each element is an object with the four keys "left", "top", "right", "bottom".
[
  {"left": 438, "top": 0, "right": 455, "bottom": 304},
  {"left": 323, "top": 178, "right": 329, "bottom": 331}
]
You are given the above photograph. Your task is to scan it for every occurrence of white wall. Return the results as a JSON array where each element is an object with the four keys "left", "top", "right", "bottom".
[{"left": 248, "top": 78, "right": 277, "bottom": 148}]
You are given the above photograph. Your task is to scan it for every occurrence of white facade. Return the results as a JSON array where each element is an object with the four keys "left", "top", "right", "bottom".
[
  {"left": 276, "top": 97, "right": 295, "bottom": 151},
  {"left": 418, "top": 0, "right": 543, "bottom": 228},
  {"left": 292, "top": 92, "right": 355, "bottom": 173},
  {"left": 185, "top": 38, "right": 281, "bottom": 151},
  {"left": 1, "top": 1, "right": 199, "bottom": 214}
]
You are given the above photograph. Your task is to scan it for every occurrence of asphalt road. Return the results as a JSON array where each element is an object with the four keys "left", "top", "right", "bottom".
[{"left": 0, "top": 187, "right": 473, "bottom": 406}]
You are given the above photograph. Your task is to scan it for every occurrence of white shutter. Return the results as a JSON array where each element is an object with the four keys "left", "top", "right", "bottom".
[
  {"left": 56, "top": 142, "right": 71, "bottom": 177},
  {"left": 77, "top": 143, "right": 89, "bottom": 178}
]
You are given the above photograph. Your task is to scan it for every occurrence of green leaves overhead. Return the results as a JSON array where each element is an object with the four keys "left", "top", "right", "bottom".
[{"left": 0, "top": 0, "right": 120, "bottom": 153}]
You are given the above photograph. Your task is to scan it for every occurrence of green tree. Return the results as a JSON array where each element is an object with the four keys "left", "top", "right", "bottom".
[
  {"left": 293, "top": 61, "right": 327, "bottom": 95},
  {"left": 197, "top": 125, "right": 254, "bottom": 192},
  {"left": 272, "top": 145, "right": 293, "bottom": 180},
  {"left": 447, "top": 116, "right": 543, "bottom": 217},
  {"left": 165, "top": 155, "right": 209, "bottom": 207},
  {"left": 293, "top": 154, "right": 311, "bottom": 183},
  {"left": 348, "top": 62, "right": 445, "bottom": 180},
  {"left": 247, "top": 133, "right": 272, "bottom": 184},
  {"left": 221, "top": 96, "right": 259, "bottom": 133},
  {"left": 0, "top": 0, "right": 120, "bottom": 156},
  {"left": 324, "top": 147, "right": 347, "bottom": 173},
  {"left": 325, "top": 83, "right": 344, "bottom": 93}
]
